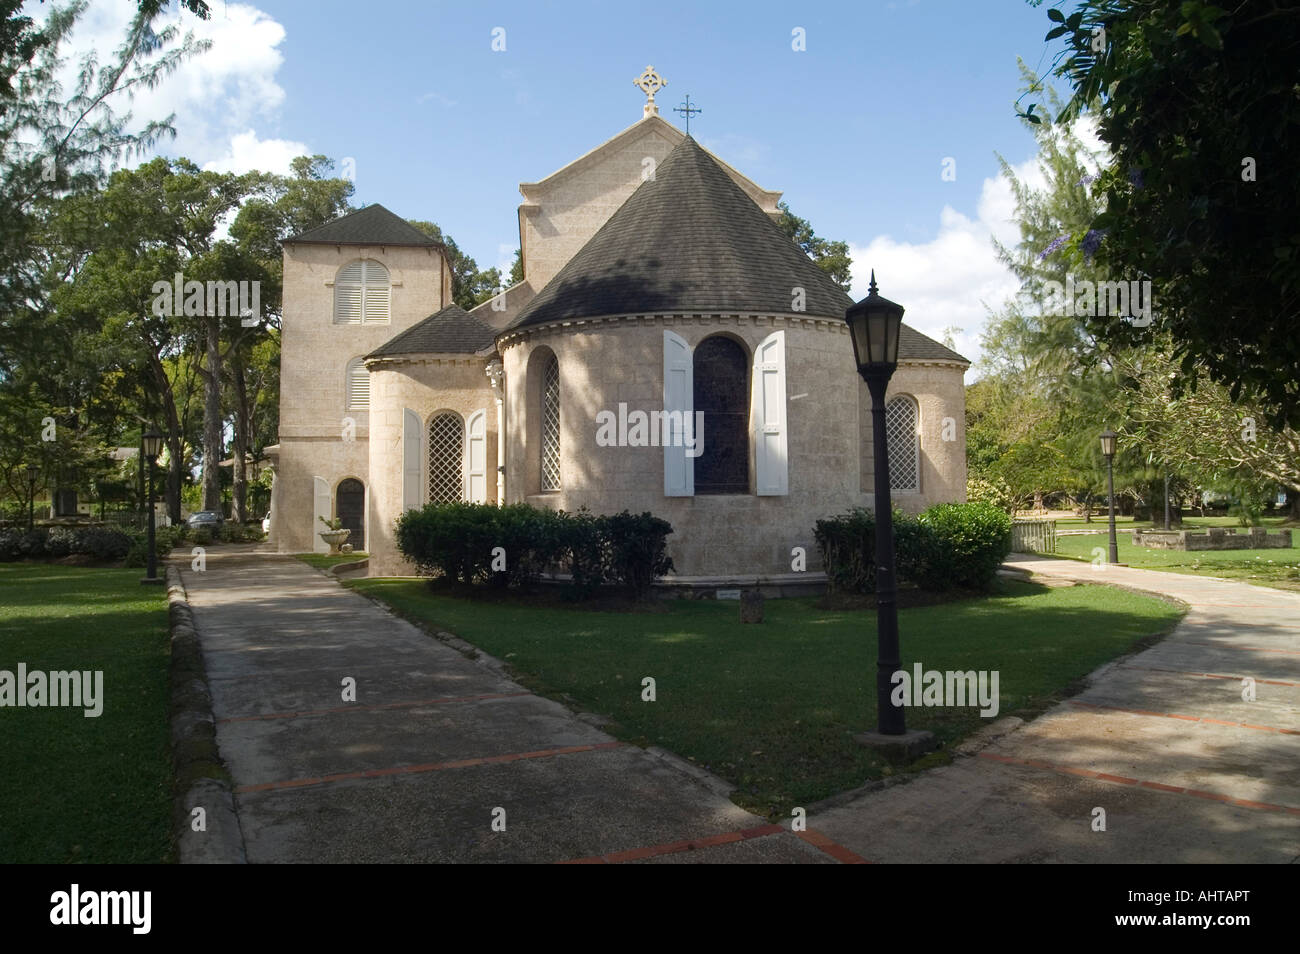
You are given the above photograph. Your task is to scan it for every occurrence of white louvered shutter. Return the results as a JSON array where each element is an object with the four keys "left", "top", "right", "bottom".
[
  {"left": 466, "top": 409, "right": 488, "bottom": 504},
  {"left": 313, "top": 476, "right": 331, "bottom": 553},
  {"left": 402, "top": 408, "right": 422, "bottom": 511},
  {"left": 754, "top": 330, "right": 788, "bottom": 496},
  {"left": 346, "top": 359, "right": 369, "bottom": 409},
  {"left": 663, "top": 330, "right": 694, "bottom": 496},
  {"left": 334, "top": 261, "right": 364, "bottom": 324},
  {"left": 363, "top": 260, "right": 390, "bottom": 322}
]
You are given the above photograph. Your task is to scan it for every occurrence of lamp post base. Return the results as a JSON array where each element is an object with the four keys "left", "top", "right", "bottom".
[
  {"left": 140, "top": 576, "right": 166, "bottom": 586},
  {"left": 854, "top": 728, "right": 938, "bottom": 764}
]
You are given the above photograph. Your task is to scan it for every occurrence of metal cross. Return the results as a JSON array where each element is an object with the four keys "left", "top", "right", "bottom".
[{"left": 674, "top": 94, "right": 701, "bottom": 134}]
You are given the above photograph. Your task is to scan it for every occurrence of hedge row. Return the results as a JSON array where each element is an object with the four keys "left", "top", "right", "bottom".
[
  {"left": 0, "top": 520, "right": 264, "bottom": 565},
  {"left": 395, "top": 502, "right": 674, "bottom": 599},
  {"left": 814, "top": 502, "right": 1012, "bottom": 594},
  {"left": 0, "top": 526, "right": 133, "bottom": 562}
]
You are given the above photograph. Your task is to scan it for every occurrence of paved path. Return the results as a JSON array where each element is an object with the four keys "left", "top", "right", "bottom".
[
  {"left": 812, "top": 557, "right": 1300, "bottom": 862},
  {"left": 181, "top": 549, "right": 849, "bottom": 864}
]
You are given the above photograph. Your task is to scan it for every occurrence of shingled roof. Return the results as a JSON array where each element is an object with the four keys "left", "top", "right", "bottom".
[
  {"left": 898, "top": 325, "right": 968, "bottom": 363},
  {"left": 367, "top": 305, "right": 496, "bottom": 359},
  {"left": 504, "top": 136, "right": 969, "bottom": 364},
  {"left": 507, "top": 136, "right": 851, "bottom": 329},
  {"left": 284, "top": 203, "right": 442, "bottom": 248}
]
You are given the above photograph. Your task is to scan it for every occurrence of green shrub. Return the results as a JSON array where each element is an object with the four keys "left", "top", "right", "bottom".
[
  {"left": 814, "top": 508, "right": 938, "bottom": 593},
  {"left": 192, "top": 526, "right": 214, "bottom": 546},
  {"left": 396, "top": 502, "right": 497, "bottom": 583},
  {"left": 601, "top": 510, "right": 675, "bottom": 599},
  {"left": 0, "top": 528, "right": 47, "bottom": 561},
  {"left": 919, "top": 502, "right": 1013, "bottom": 590},
  {"left": 218, "top": 522, "right": 265, "bottom": 543},
  {"left": 75, "top": 527, "right": 132, "bottom": 561},
  {"left": 124, "top": 525, "right": 182, "bottom": 568},
  {"left": 46, "top": 527, "right": 77, "bottom": 558},
  {"left": 395, "top": 502, "right": 675, "bottom": 599},
  {"left": 558, "top": 508, "right": 607, "bottom": 598},
  {"left": 814, "top": 502, "right": 1011, "bottom": 594}
]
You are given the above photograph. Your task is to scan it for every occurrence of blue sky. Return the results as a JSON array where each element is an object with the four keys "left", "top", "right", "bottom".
[{"left": 53, "top": 0, "right": 1089, "bottom": 364}]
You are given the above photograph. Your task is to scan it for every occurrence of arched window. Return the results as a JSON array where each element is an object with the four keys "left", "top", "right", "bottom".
[
  {"left": 886, "top": 395, "right": 920, "bottom": 493},
  {"left": 540, "top": 354, "right": 561, "bottom": 491},
  {"left": 345, "top": 358, "right": 369, "bottom": 409},
  {"left": 693, "top": 336, "right": 749, "bottom": 495},
  {"left": 334, "top": 259, "right": 390, "bottom": 324},
  {"left": 428, "top": 412, "right": 464, "bottom": 504}
]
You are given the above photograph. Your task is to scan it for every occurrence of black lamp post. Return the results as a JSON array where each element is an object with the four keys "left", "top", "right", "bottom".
[
  {"left": 1100, "top": 430, "right": 1119, "bottom": 566},
  {"left": 25, "top": 463, "right": 39, "bottom": 531},
  {"left": 141, "top": 431, "right": 164, "bottom": 585},
  {"left": 846, "top": 272, "right": 907, "bottom": 736}
]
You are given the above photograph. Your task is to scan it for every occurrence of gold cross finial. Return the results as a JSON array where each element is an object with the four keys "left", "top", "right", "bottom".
[{"left": 634, "top": 65, "right": 666, "bottom": 117}]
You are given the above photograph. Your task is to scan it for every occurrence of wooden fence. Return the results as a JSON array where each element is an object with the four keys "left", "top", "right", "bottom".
[{"left": 1011, "top": 519, "right": 1057, "bottom": 554}]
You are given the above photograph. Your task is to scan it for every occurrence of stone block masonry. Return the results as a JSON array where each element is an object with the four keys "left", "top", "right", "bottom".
[{"left": 1134, "top": 527, "right": 1293, "bottom": 551}]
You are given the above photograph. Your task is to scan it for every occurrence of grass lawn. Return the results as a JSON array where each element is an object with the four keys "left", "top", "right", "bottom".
[
  {"left": 0, "top": 564, "right": 171, "bottom": 863},
  {"left": 1053, "top": 531, "right": 1300, "bottom": 591},
  {"left": 349, "top": 577, "right": 1184, "bottom": 815},
  {"left": 294, "top": 552, "right": 368, "bottom": 570}
]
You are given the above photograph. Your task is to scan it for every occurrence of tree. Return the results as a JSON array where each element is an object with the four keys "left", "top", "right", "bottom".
[
  {"left": 407, "top": 219, "right": 500, "bottom": 309},
  {"left": 1116, "top": 344, "right": 1300, "bottom": 519},
  {"left": 776, "top": 201, "right": 852, "bottom": 290},
  {"left": 1026, "top": 0, "right": 1300, "bottom": 429}
]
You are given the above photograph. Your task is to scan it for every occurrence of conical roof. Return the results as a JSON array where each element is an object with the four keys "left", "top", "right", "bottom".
[
  {"left": 507, "top": 136, "right": 854, "bottom": 329},
  {"left": 367, "top": 305, "right": 496, "bottom": 358}
]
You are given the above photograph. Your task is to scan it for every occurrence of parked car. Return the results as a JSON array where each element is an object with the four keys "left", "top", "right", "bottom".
[
  {"left": 186, "top": 510, "right": 224, "bottom": 530},
  {"left": 261, "top": 511, "right": 272, "bottom": 533}
]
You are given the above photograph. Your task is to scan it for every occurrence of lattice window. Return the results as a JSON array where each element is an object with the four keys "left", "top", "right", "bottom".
[
  {"left": 334, "top": 259, "right": 390, "bottom": 324},
  {"left": 886, "top": 395, "right": 919, "bottom": 493},
  {"left": 540, "top": 355, "right": 561, "bottom": 491},
  {"left": 428, "top": 412, "right": 463, "bottom": 504}
]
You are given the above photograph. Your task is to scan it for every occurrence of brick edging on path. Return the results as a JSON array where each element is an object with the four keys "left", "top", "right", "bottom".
[{"left": 167, "top": 565, "right": 247, "bottom": 864}]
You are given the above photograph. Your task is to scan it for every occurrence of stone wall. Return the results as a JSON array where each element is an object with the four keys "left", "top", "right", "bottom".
[
  {"left": 1134, "top": 527, "right": 1293, "bottom": 551},
  {"left": 499, "top": 313, "right": 968, "bottom": 578},
  {"left": 270, "top": 241, "right": 449, "bottom": 556},
  {"left": 365, "top": 358, "right": 499, "bottom": 576}
]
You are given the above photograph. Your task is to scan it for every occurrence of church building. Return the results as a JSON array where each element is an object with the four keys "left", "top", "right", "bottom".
[{"left": 267, "top": 68, "right": 970, "bottom": 581}]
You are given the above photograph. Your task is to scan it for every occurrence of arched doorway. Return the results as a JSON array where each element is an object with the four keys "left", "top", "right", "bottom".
[{"left": 336, "top": 478, "right": 365, "bottom": 550}]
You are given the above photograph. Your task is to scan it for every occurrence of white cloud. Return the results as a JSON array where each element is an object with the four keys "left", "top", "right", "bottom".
[
  {"left": 39, "top": 0, "right": 300, "bottom": 171},
  {"left": 202, "top": 130, "right": 310, "bottom": 175},
  {"left": 846, "top": 122, "right": 1107, "bottom": 370}
]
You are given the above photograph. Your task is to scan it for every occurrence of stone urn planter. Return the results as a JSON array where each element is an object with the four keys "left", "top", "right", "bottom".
[{"left": 319, "top": 528, "right": 351, "bottom": 555}]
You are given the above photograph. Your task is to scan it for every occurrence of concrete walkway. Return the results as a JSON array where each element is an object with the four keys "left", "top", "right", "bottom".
[
  {"left": 181, "top": 549, "right": 848, "bottom": 863},
  {"left": 812, "top": 556, "right": 1300, "bottom": 862}
]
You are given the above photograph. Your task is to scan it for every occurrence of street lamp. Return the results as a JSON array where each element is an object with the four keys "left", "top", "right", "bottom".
[
  {"left": 846, "top": 272, "right": 907, "bottom": 736},
  {"left": 1100, "top": 429, "right": 1119, "bottom": 566},
  {"left": 141, "top": 431, "right": 164, "bottom": 585},
  {"left": 25, "top": 463, "right": 39, "bottom": 531}
]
